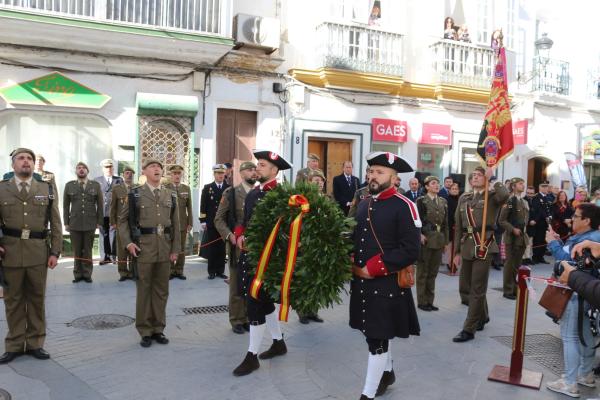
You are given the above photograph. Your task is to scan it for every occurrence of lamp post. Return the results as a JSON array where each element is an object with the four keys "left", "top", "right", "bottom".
[{"left": 517, "top": 33, "right": 554, "bottom": 85}]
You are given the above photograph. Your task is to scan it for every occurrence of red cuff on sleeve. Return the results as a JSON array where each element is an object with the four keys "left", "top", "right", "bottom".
[
  {"left": 365, "top": 253, "right": 389, "bottom": 277},
  {"left": 233, "top": 225, "right": 245, "bottom": 238}
]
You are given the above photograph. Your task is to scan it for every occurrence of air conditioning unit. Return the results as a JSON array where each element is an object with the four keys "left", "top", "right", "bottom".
[{"left": 233, "top": 14, "right": 280, "bottom": 52}]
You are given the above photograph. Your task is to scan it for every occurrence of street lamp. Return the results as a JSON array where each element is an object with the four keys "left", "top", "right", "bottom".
[{"left": 518, "top": 33, "right": 554, "bottom": 84}]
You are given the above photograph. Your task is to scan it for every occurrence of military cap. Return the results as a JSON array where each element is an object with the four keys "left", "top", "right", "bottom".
[
  {"left": 10, "top": 148, "right": 36, "bottom": 162},
  {"left": 100, "top": 159, "right": 114, "bottom": 167},
  {"left": 510, "top": 177, "right": 525, "bottom": 184},
  {"left": 142, "top": 158, "right": 163, "bottom": 169},
  {"left": 239, "top": 161, "right": 256, "bottom": 172},
  {"left": 308, "top": 169, "right": 326, "bottom": 181},
  {"left": 212, "top": 164, "right": 227, "bottom": 173},
  {"left": 253, "top": 149, "right": 292, "bottom": 171},
  {"left": 366, "top": 151, "right": 413, "bottom": 173},
  {"left": 307, "top": 153, "right": 320, "bottom": 162},
  {"left": 224, "top": 162, "right": 233, "bottom": 169},
  {"left": 424, "top": 175, "right": 439, "bottom": 185},
  {"left": 37, "top": 154, "right": 46, "bottom": 162},
  {"left": 76, "top": 161, "right": 89, "bottom": 171},
  {"left": 123, "top": 166, "right": 135, "bottom": 174},
  {"left": 169, "top": 164, "right": 184, "bottom": 172}
]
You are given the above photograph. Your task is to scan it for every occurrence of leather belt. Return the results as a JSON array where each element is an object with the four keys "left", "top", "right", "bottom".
[
  {"left": 462, "top": 225, "right": 494, "bottom": 233},
  {"left": 2, "top": 228, "right": 48, "bottom": 239},
  {"left": 139, "top": 226, "right": 172, "bottom": 235}
]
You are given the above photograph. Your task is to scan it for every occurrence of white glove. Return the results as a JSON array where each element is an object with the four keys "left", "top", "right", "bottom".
[{"left": 200, "top": 223, "right": 207, "bottom": 231}]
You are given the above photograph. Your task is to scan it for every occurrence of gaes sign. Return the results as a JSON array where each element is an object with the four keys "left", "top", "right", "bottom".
[{"left": 371, "top": 118, "right": 408, "bottom": 143}]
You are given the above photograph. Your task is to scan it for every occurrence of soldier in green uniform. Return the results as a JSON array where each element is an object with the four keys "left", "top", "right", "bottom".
[
  {"left": 295, "top": 153, "right": 320, "bottom": 184},
  {"left": 167, "top": 165, "right": 193, "bottom": 280},
  {"left": 63, "top": 162, "right": 103, "bottom": 283},
  {"left": 34, "top": 154, "right": 57, "bottom": 191},
  {"left": 110, "top": 166, "right": 136, "bottom": 281},
  {"left": 416, "top": 176, "right": 449, "bottom": 311},
  {"left": 498, "top": 177, "right": 528, "bottom": 300},
  {"left": 452, "top": 166, "right": 509, "bottom": 343},
  {"left": 0, "top": 148, "right": 62, "bottom": 364},
  {"left": 214, "top": 161, "right": 257, "bottom": 334},
  {"left": 118, "top": 159, "right": 180, "bottom": 348}
]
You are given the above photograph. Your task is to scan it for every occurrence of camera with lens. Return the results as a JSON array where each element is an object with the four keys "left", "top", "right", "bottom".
[{"left": 554, "top": 249, "right": 600, "bottom": 277}]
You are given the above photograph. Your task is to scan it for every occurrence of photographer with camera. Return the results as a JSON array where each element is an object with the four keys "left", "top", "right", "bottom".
[
  {"left": 559, "top": 240, "right": 600, "bottom": 310},
  {"left": 545, "top": 203, "right": 600, "bottom": 397}
]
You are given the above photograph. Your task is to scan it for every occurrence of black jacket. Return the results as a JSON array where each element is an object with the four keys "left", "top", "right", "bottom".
[
  {"left": 568, "top": 270, "right": 600, "bottom": 309},
  {"left": 200, "top": 181, "right": 229, "bottom": 228},
  {"left": 332, "top": 174, "right": 360, "bottom": 215}
]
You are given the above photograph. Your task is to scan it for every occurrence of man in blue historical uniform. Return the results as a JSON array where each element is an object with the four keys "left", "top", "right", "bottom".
[
  {"left": 232, "top": 149, "right": 293, "bottom": 377},
  {"left": 350, "top": 151, "right": 422, "bottom": 400}
]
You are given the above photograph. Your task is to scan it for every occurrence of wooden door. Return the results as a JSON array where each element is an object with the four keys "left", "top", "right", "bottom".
[
  {"left": 216, "top": 109, "right": 257, "bottom": 186},
  {"left": 326, "top": 141, "right": 352, "bottom": 195},
  {"left": 307, "top": 140, "right": 326, "bottom": 168}
]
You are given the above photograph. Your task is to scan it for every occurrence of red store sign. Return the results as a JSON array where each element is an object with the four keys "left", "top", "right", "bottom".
[
  {"left": 513, "top": 119, "right": 528, "bottom": 145},
  {"left": 420, "top": 123, "right": 452, "bottom": 146},
  {"left": 371, "top": 118, "right": 408, "bottom": 143}
]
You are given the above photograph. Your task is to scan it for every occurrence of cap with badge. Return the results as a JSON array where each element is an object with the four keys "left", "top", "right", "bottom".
[
  {"left": 100, "top": 159, "right": 114, "bottom": 167},
  {"left": 239, "top": 161, "right": 256, "bottom": 171},
  {"left": 424, "top": 175, "right": 439, "bottom": 185},
  {"left": 366, "top": 151, "right": 413, "bottom": 173},
  {"left": 142, "top": 158, "right": 163, "bottom": 169},
  {"left": 169, "top": 164, "right": 184, "bottom": 172},
  {"left": 308, "top": 169, "right": 326, "bottom": 181},
  {"left": 510, "top": 177, "right": 525, "bottom": 184},
  {"left": 10, "top": 148, "right": 36, "bottom": 162},
  {"left": 307, "top": 153, "right": 320, "bottom": 162},
  {"left": 123, "top": 166, "right": 135, "bottom": 174},
  {"left": 76, "top": 161, "right": 89, "bottom": 171},
  {"left": 253, "top": 149, "right": 293, "bottom": 171},
  {"left": 212, "top": 164, "right": 227, "bottom": 173}
]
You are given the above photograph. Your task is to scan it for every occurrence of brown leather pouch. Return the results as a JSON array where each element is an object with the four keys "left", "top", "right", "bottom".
[
  {"left": 397, "top": 265, "right": 415, "bottom": 288},
  {"left": 538, "top": 284, "right": 573, "bottom": 319}
]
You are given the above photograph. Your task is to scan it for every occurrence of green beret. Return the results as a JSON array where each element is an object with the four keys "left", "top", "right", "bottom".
[
  {"left": 424, "top": 176, "right": 439, "bottom": 185},
  {"left": 142, "top": 158, "right": 163, "bottom": 169},
  {"left": 239, "top": 161, "right": 256, "bottom": 172},
  {"left": 10, "top": 148, "right": 35, "bottom": 162}
]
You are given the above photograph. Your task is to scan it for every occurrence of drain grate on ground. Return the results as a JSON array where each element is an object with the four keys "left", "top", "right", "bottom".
[
  {"left": 183, "top": 305, "right": 228, "bottom": 315},
  {"left": 0, "top": 389, "right": 11, "bottom": 400},
  {"left": 493, "top": 333, "right": 563, "bottom": 376},
  {"left": 67, "top": 314, "right": 135, "bottom": 330}
]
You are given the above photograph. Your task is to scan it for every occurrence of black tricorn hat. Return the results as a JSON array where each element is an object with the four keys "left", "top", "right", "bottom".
[
  {"left": 253, "top": 149, "right": 292, "bottom": 171},
  {"left": 366, "top": 151, "right": 414, "bottom": 173}
]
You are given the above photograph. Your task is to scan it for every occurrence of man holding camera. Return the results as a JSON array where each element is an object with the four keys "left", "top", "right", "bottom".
[
  {"left": 562, "top": 240, "right": 600, "bottom": 309},
  {"left": 545, "top": 203, "right": 600, "bottom": 397}
]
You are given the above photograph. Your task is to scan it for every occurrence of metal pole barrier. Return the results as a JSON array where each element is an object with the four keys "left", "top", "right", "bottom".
[{"left": 488, "top": 265, "right": 543, "bottom": 389}]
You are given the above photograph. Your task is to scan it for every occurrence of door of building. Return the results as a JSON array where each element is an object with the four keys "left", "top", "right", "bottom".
[
  {"left": 216, "top": 109, "right": 257, "bottom": 186},
  {"left": 527, "top": 157, "right": 550, "bottom": 189},
  {"left": 307, "top": 138, "right": 352, "bottom": 195}
]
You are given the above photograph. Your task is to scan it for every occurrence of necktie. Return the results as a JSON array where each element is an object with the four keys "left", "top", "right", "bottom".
[
  {"left": 347, "top": 176, "right": 351, "bottom": 186},
  {"left": 218, "top": 184, "right": 221, "bottom": 190},
  {"left": 80, "top": 181, "right": 85, "bottom": 191},
  {"left": 107, "top": 177, "right": 112, "bottom": 186},
  {"left": 19, "top": 181, "right": 28, "bottom": 197},
  {"left": 154, "top": 188, "right": 160, "bottom": 202}
]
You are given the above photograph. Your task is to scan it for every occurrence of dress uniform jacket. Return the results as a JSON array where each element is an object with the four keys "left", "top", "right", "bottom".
[
  {"left": 167, "top": 183, "right": 193, "bottom": 274},
  {"left": 499, "top": 194, "right": 529, "bottom": 297},
  {"left": 350, "top": 186, "right": 421, "bottom": 339},
  {"left": 416, "top": 195, "right": 449, "bottom": 249},
  {"left": 530, "top": 193, "right": 553, "bottom": 260},
  {"left": 199, "top": 182, "right": 229, "bottom": 273},
  {"left": 63, "top": 180, "right": 103, "bottom": 231}
]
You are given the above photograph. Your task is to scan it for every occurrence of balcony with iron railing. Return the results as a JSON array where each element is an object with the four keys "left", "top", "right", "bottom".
[
  {"left": 530, "top": 56, "right": 570, "bottom": 95},
  {"left": 430, "top": 39, "right": 496, "bottom": 89},
  {"left": 316, "top": 21, "right": 404, "bottom": 77},
  {"left": 0, "top": 0, "right": 229, "bottom": 35}
]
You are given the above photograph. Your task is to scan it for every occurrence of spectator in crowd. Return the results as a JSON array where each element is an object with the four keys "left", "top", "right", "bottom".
[
  {"left": 333, "top": 161, "right": 360, "bottom": 216},
  {"left": 359, "top": 165, "right": 370, "bottom": 189},
  {"left": 551, "top": 185, "right": 560, "bottom": 202},
  {"left": 563, "top": 240, "right": 600, "bottom": 309},
  {"left": 394, "top": 174, "right": 405, "bottom": 194},
  {"left": 458, "top": 24, "right": 471, "bottom": 42},
  {"left": 407, "top": 177, "right": 421, "bottom": 202},
  {"left": 551, "top": 190, "right": 574, "bottom": 240},
  {"left": 545, "top": 203, "right": 600, "bottom": 398},
  {"left": 224, "top": 162, "right": 233, "bottom": 186},
  {"left": 95, "top": 159, "right": 122, "bottom": 265},
  {"left": 530, "top": 183, "right": 553, "bottom": 264},
  {"left": 443, "top": 17, "right": 457, "bottom": 40},
  {"left": 591, "top": 188, "right": 600, "bottom": 206},
  {"left": 571, "top": 186, "right": 589, "bottom": 208},
  {"left": 368, "top": 2, "right": 381, "bottom": 26},
  {"left": 523, "top": 186, "right": 536, "bottom": 265},
  {"left": 439, "top": 176, "right": 453, "bottom": 200},
  {"left": 546, "top": 184, "right": 556, "bottom": 203}
]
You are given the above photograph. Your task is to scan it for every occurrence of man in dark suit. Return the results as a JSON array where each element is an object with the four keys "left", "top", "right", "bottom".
[
  {"left": 530, "top": 183, "right": 553, "bottom": 264},
  {"left": 94, "top": 159, "right": 123, "bottom": 265},
  {"left": 438, "top": 176, "right": 453, "bottom": 200},
  {"left": 406, "top": 177, "right": 421, "bottom": 202},
  {"left": 333, "top": 161, "right": 360, "bottom": 215},
  {"left": 199, "top": 164, "right": 230, "bottom": 279}
]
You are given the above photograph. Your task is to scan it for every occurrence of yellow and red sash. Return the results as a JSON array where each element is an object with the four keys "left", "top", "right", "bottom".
[{"left": 249, "top": 194, "right": 310, "bottom": 322}]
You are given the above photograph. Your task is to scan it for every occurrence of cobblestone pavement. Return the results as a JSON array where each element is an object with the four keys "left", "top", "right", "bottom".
[{"left": 0, "top": 256, "right": 596, "bottom": 400}]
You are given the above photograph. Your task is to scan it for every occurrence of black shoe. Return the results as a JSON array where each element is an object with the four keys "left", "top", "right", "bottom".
[
  {"left": 461, "top": 300, "right": 468, "bottom": 306},
  {"left": 0, "top": 351, "right": 21, "bottom": 364},
  {"left": 208, "top": 274, "right": 216, "bottom": 280},
  {"left": 242, "top": 323, "right": 250, "bottom": 332},
  {"left": 418, "top": 304, "right": 432, "bottom": 311},
  {"left": 359, "top": 395, "right": 374, "bottom": 400},
  {"left": 428, "top": 304, "right": 439, "bottom": 311},
  {"left": 376, "top": 369, "right": 396, "bottom": 396},
  {"left": 308, "top": 314, "right": 324, "bottom": 323},
  {"left": 522, "top": 258, "right": 532, "bottom": 265},
  {"left": 299, "top": 316, "right": 310, "bottom": 324},
  {"left": 140, "top": 336, "right": 152, "bottom": 347},
  {"left": 151, "top": 333, "right": 169, "bottom": 344},
  {"left": 72, "top": 277, "right": 83, "bottom": 283},
  {"left": 99, "top": 259, "right": 111, "bottom": 265},
  {"left": 27, "top": 348, "right": 50, "bottom": 360},
  {"left": 503, "top": 294, "right": 516, "bottom": 300},
  {"left": 177, "top": 274, "right": 187, "bottom": 280},
  {"left": 83, "top": 278, "right": 92, "bottom": 283},
  {"left": 233, "top": 352, "right": 259, "bottom": 376},
  {"left": 477, "top": 318, "right": 490, "bottom": 331},
  {"left": 452, "top": 330, "right": 474, "bottom": 342},
  {"left": 259, "top": 338, "right": 287, "bottom": 360},
  {"left": 217, "top": 273, "right": 228, "bottom": 279},
  {"left": 232, "top": 324, "right": 245, "bottom": 334},
  {"left": 169, "top": 274, "right": 175, "bottom": 280},
  {"left": 119, "top": 276, "right": 128, "bottom": 282}
]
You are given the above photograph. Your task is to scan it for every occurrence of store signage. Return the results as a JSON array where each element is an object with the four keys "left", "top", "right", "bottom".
[
  {"left": 513, "top": 120, "right": 528, "bottom": 145},
  {"left": 0, "top": 72, "right": 111, "bottom": 109},
  {"left": 420, "top": 123, "right": 452, "bottom": 146},
  {"left": 371, "top": 118, "right": 408, "bottom": 143}
]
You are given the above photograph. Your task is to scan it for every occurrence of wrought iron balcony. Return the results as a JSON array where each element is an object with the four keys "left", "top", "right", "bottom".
[
  {"left": 430, "top": 39, "right": 496, "bottom": 88},
  {"left": 531, "top": 56, "right": 570, "bottom": 95},
  {"left": 0, "top": 0, "right": 228, "bottom": 35},
  {"left": 316, "top": 21, "right": 404, "bottom": 76}
]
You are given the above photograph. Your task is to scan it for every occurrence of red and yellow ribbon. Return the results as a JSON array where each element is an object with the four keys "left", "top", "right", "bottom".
[
  {"left": 249, "top": 217, "right": 282, "bottom": 299},
  {"left": 279, "top": 195, "right": 310, "bottom": 321}
]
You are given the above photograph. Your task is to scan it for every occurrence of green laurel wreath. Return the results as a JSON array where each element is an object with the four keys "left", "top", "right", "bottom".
[{"left": 245, "top": 182, "right": 355, "bottom": 316}]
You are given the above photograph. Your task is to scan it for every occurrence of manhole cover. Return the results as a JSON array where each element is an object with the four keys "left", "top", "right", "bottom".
[
  {"left": 0, "top": 389, "right": 11, "bottom": 400},
  {"left": 493, "top": 333, "right": 563, "bottom": 376},
  {"left": 67, "top": 314, "right": 134, "bottom": 330},
  {"left": 183, "top": 305, "right": 228, "bottom": 315}
]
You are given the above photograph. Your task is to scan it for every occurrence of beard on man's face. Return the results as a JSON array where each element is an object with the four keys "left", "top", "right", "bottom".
[
  {"left": 245, "top": 178, "right": 257, "bottom": 185},
  {"left": 369, "top": 178, "right": 392, "bottom": 195}
]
